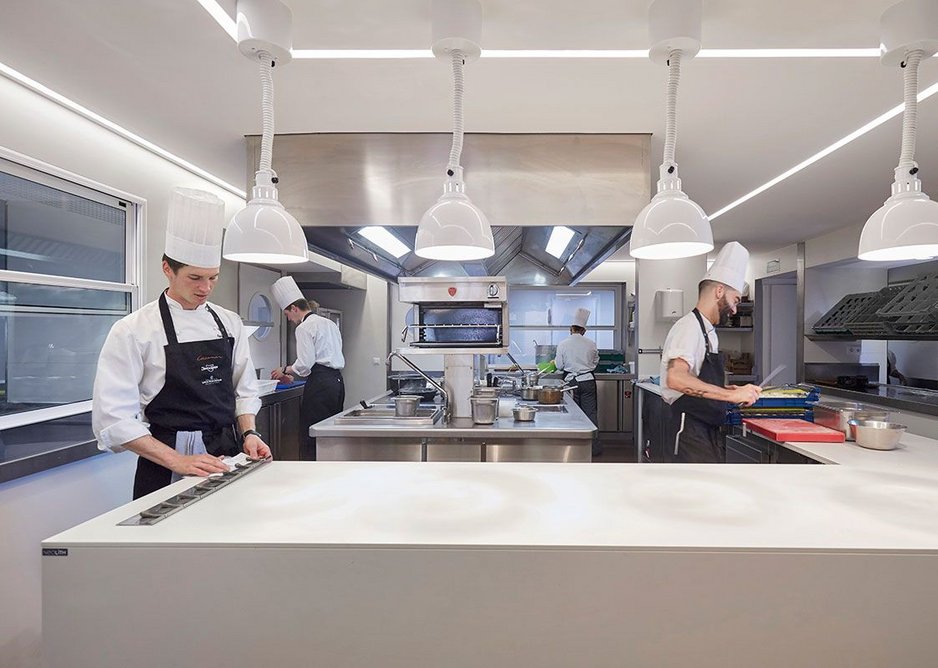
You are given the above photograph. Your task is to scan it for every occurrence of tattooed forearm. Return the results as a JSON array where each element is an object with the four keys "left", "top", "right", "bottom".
[{"left": 681, "top": 386, "right": 709, "bottom": 398}]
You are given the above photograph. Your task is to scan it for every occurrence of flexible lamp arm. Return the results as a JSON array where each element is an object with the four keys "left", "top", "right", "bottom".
[
  {"left": 898, "top": 48, "right": 924, "bottom": 175},
  {"left": 256, "top": 49, "right": 277, "bottom": 183},
  {"left": 662, "top": 48, "right": 683, "bottom": 174},
  {"left": 446, "top": 50, "right": 466, "bottom": 178}
]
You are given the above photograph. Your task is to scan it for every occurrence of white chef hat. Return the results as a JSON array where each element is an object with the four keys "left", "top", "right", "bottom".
[
  {"left": 701, "top": 241, "right": 750, "bottom": 294},
  {"left": 573, "top": 308, "right": 591, "bottom": 328},
  {"left": 164, "top": 188, "right": 226, "bottom": 268},
  {"left": 271, "top": 276, "right": 304, "bottom": 310}
]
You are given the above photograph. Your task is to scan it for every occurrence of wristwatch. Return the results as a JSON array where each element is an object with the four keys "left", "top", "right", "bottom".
[{"left": 241, "top": 429, "right": 262, "bottom": 442}]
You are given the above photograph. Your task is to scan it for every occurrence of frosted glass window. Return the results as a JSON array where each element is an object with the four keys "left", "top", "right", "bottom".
[{"left": 0, "top": 172, "right": 127, "bottom": 283}]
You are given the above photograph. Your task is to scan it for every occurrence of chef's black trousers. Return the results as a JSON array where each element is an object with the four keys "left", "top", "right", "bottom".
[
  {"left": 300, "top": 365, "right": 345, "bottom": 461},
  {"left": 673, "top": 414, "right": 725, "bottom": 464},
  {"left": 573, "top": 379, "right": 601, "bottom": 457}
]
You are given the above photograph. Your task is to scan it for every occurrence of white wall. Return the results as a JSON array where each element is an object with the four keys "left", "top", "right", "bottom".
[
  {"left": 635, "top": 256, "right": 707, "bottom": 377},
  {"left": 0, "top": 75, "right": 246, "bottom": 668},
  {"left": 238, "top": 264, "right": 283, "bottom": 379},
  {"left": 581, "top": 260, "right": 636, "bottom": 290},
  {"left": 306, "top": 276, "right": 390, "bottom": 408},
  {"left": 749, "top": 244, "right": 799, "bottom": 282}
]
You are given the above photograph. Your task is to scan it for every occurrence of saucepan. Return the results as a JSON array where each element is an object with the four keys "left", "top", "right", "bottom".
[
  {"left": 520, "top": 385, "right": 541, "bottom": 401},
  {"left": 537, "top": 385, "right": 576, "bottom": 405}
]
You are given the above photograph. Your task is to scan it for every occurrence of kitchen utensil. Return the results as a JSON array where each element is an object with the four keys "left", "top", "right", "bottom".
[
  {"left": 359, "top": 400, "right": 370, "bottom": 410},
  {"left": 759, "top": 365, "right": 786, "bottom": 388},
  {"left": 813, "top": 401, "right": 890, "bottom": 440},
  {"left": 742, "top": 418, "right": 846, "bottom": 443},
  {"left": 520, "top": 386, "right": 540, "bottom": 401},
  {"left": 393, "top": 395, "right": 420, "bottom": 417},
  {"left": 537, "top": 385, "right": 576, "bottom": 405},
  {"left": 472, "top": 386, "right": 498, "bottom": 398},
  {"left": 512, "top": 404, "right": 537, "bottom": 421},
  {"left": 848, "top": 420, "right": 906, "bottom": 450},
  {"left": 470, "top": 397, "right": 498, "bottom": 424}
]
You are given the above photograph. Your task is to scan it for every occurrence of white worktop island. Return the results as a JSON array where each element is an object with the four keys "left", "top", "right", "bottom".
[{"left": 44, "top": 439, "right": 938, "bottom": 667}]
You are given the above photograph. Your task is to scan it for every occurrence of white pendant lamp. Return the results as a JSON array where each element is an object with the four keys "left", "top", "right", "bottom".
[
  {"left": 859, "top": 0, "right": 938, "bottom": 262},
  {"left": 630, "top": 0, "right": 713, "bottom": 260},
  {"left": 415, "top": 0, "right": 494, "bottom": 261},
  {"left": 223, "top": 0, "right": 308, "bottom": 265}
]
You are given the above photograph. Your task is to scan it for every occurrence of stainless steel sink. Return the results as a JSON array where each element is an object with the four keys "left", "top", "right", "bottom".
[
  {"left": 530, "top": 405, "right": 568, "bottom": 413},
  {"left": 335, "top": 405, "right": 443, "bottom": 426}
]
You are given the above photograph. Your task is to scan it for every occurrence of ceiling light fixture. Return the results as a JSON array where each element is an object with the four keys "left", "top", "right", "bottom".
[
  {"left": 223, "top": 0, "right": 308, "bottom": 265},
  {"left": 545, "top": 226, "right": 576, "bottom": 258},
  {"left": 859, "top": 0, "right": 938, "bottom": 261},
  {"left": 356, "top": 226, "right": 412, "bottom": 258},
  {"left": 0, "top": 60, "right": 245, "bottom": 198},
  {"left": 630, "top": 0, "right": 713, "bottom": 260},
  {"left": 414, "top": 0, "right": 494, "bottom": 261}
]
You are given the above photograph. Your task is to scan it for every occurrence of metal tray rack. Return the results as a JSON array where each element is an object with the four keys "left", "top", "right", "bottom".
[
  {"left": 812, "top": 292, "right": 877, "bottom": 334},
  {"left": 875, "top": 274, "right": 938, "bottom": 326},
  {"left": 843, "top": 285, "right": 905, "bottom": 337}
]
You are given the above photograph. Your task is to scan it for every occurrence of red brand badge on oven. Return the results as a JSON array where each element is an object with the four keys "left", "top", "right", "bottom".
[{"left": 448, "top": 287, "right": 457, "bottom": 297}]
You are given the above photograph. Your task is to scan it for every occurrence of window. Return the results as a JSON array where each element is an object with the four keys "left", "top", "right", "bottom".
[
  {"left": 0, "top": 157, "right": 139, "bottom": 428},
  {"left": 506, "top": 286, "right": 621, "bottom": 365}
]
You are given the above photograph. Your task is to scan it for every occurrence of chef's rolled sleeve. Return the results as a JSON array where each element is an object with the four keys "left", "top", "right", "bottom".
[
  {"left": 92, "top": 320, "right": 149, "bottom": 453},
  {"left": 230, "top": 317, "right": 262, "bottom": 416}
]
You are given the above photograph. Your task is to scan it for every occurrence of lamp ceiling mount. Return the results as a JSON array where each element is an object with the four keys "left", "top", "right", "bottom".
[
  {"left": 879, "top": 0, "right": 938, "bottom": 66},
  {"left": 236, "top": 0, "right": 293, "bottom": 65},
  {"left": 648, "top": 0, "right": 702, "bottom": 64},
  {"left": 431, "top": 0, "right": 483, "bottom": 62}
]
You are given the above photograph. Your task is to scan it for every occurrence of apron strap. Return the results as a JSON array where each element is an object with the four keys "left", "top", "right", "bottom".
[
  {"left": 158, "top": 291, "right": 231, "bottom": 344},
  {"left": 691, "top": 308, "right": 713, "bottom": 354}
]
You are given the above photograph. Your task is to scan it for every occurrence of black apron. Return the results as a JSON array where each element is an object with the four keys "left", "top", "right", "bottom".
[
  {"left": 570, "top": 372, "right": 600, "bottom": 457},
  {"left": 669, "top": 309, "right": 729, "bottom": 464},
  {"left": 133, "top": 292, "right": 240, "bottom": 499},
  {"left": 298, "top": 312, "right": 345, "bottom": 461}
]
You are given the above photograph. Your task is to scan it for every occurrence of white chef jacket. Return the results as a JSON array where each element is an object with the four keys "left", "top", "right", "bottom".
[
  {"left": 92, "top": 294, "right": 261, "bottom": 452},
  {"left": 659, "top": 311, "right": 720, "bottom": 405},
  {"left": 291, "top": 313, "right": 345, "bottom": 376},
  {"left": 554, "top": 333, "right": 599, "bottom": 381}
]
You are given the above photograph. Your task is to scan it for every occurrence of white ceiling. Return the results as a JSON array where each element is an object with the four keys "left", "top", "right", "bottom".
[{"left": 2, "top": 0, "right": 937, "bottom": 255}]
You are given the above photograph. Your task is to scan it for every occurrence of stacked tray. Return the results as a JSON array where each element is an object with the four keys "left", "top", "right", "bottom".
[
  {"left": 876, "top": 274, "right": 938, "bottom": 336},
  {"left": 725, "top": 385, "right": 820, "bottom": 425},
  {"left": 843, "top": 285, "right": 905, "bottom": 337},
  {"left": 812, "top": 292, "right": 877, "bottom": 334}
]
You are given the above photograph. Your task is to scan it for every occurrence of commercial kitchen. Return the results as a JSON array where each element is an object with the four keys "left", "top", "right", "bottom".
[{"left": 2, "top": 0, "right": 938, "bottom": 666}]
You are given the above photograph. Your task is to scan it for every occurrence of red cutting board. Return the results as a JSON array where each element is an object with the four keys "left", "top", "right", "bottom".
[{"left": 742, "top": 418, "right": 845, "bottom": 443}]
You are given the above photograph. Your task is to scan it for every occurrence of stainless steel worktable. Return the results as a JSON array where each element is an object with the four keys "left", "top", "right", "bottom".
[{"left": 311, "top": 394, "right": 596, "bottom": 462}]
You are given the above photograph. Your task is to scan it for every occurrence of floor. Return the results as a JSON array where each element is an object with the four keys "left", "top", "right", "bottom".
[{"left": 592, "top": 437, "right": 637, "bottom": 463}]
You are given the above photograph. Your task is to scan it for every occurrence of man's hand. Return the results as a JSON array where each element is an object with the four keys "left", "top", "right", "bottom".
[
  {"left": 169, "top": 453, "right": 230, "bottom": 477},
  {"left": 243, "top": 434, "right": 272, "bottom": 460},
  {"left": 726, "top": 384, "right": 762, "bottom": 407},
  {"left": 271, "top": 367, "right": 287, "bottom": 381}
]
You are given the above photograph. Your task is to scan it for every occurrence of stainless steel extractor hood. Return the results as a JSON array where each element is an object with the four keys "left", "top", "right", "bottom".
[{"left": 248, "top": 133, "right": 651, "bottom": 285}]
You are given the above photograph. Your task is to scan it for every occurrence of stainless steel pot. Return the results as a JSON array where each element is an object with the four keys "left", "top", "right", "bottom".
[
  {"left": 512, "top": 404, "right": 537, "bottom": 421},
  {"left": 393, "top": 395, "right": 420, "bottom": 417},
  {"left": 537, "top": 385, "right": 576, "bottom": 405},
  {"left": 521, "top": 370, "right": 543, "bottom": 388},
  {"left": 520, "top": 386, "right": 541, "bottom": 401},
  {"left": 470, "top": 397, "right": 498, "bottom": 424}
]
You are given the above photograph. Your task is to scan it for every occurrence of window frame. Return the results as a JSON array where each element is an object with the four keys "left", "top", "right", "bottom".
[{"left": 0, "top": 147, "right": 144, "bottom": 431}]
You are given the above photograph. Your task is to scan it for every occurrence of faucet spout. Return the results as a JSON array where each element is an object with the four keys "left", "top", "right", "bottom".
[{"left": 387, "top": 351, "right": 449, "bottom": 419}]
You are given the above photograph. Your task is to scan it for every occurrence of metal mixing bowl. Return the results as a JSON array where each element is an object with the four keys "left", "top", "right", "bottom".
[{"left": 847, "top": 420, "right": 907, "bottom": 450}]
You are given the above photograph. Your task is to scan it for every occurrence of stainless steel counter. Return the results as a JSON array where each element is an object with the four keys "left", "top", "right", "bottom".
[{"left": 312, "top": 393, "right": 596, "bottom": 463}]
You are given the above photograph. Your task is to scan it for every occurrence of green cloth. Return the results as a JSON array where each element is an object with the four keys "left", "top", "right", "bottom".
[{"left": 537, "top": 360, "right": 557, "bottom": 373}]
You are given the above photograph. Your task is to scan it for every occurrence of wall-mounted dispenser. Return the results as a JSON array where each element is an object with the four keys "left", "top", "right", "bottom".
[{"left": 656, "top": 289, "right": 684, "bottom": 321}]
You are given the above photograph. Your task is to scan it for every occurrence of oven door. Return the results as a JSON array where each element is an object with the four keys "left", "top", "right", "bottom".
[{"left": 411, "top": 305, "right": 504, "bottom": 347}]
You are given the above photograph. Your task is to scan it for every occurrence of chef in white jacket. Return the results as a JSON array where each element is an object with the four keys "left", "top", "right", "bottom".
[
  {"left": 92, "top": 188, "right": 270, "bottom": 499},
  {"left": 554, "top": 307, "right": 600, "bottom": 456},
  {"left": 270, "top": 276, "right": 345, "bottom": 460}
]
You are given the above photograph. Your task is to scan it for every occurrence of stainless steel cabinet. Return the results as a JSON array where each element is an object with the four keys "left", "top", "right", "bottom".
[
  {"left": 596, "top": 380, "right": 619, "bottom": 431},
  {"left": 257, "top": 394, "right": 303, "bottom": 461}
]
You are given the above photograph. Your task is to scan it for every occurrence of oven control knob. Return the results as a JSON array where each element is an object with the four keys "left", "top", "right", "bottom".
[{"left": 487, "top": 283, "right": 499, "bottom": 298}]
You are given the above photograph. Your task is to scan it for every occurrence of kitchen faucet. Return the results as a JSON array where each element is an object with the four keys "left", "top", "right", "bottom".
[{"left": 386, "top": 351, "right": 450, "bottom": 421}]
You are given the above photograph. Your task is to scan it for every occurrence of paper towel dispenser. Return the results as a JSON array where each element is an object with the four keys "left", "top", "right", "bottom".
[{"left": 656, "top": 289, "right": 684, "bottom": 321}]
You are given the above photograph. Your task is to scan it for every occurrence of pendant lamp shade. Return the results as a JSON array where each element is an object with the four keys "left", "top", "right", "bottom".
[
  {"left": 859, "top": 174, "right": 938, "bottom": 261},
  {"left": 630, "top": 172, "right": 713, "bottom": 259},
  {"left": 415, "top": 173, "right": 494, "bottom": 261},
  {"left": 224, "top": 177, "right": 308, "bottom": 264}
]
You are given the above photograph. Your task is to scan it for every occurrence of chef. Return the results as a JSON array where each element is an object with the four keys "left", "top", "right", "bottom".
[
  {"left": 554, "top": 307, "right": 601, "bottom": 456},
  {"left": 660, "top": 242, "right": 762, "bottom": 463},
  {"left": 270, "top": 276, "right": 345, "bottom": 460},
  {"left": 92, "top": 188, "right": 270, "bottom": 499}
]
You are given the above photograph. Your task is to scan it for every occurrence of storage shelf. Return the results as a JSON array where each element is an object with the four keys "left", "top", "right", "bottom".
[{"left": 806, "top": 333, "right": 938, "bottom": 342}]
